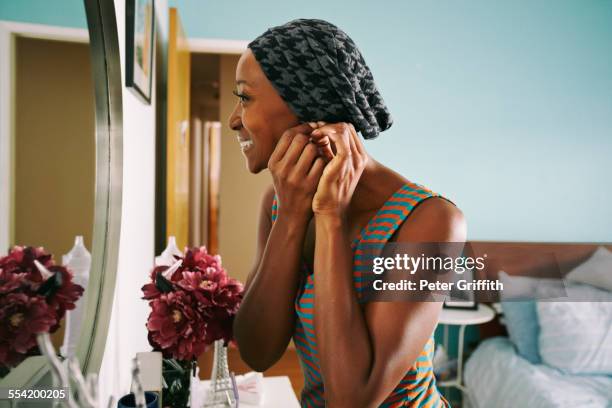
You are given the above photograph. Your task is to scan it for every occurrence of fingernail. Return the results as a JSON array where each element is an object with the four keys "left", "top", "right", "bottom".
[{"left": 308, "top": 122, "right": 318, "bottom": 128}]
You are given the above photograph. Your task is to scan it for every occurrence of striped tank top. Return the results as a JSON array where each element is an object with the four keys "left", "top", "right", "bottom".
[{"left": 271, "top": 180, "right": 450, "bottom": 408}]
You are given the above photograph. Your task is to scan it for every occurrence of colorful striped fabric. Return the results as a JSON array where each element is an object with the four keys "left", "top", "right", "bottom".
[{"left": 271, "top": 181, "right": 450, "bottom": 407}]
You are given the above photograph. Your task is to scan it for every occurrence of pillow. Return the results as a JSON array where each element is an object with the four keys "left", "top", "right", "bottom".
[
  {"left": 498, "top": 271, "right": 554, "bottom": 364},
  {"left": 500, "top": 300, "right": 541, "bottom": 364},
  {"left": 537, "top": 282, "right": 612, "bottom": 375},
  {"left": 566, "top": 246, "right": 612, "bottom": 292},
  {"left": 498, "top": 270, "right": 566, "bottom": 300}
]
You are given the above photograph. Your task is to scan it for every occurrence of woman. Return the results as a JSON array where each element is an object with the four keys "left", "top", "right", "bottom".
[{"left": 230, "top": 19, "right": 465, "bottom": 408}]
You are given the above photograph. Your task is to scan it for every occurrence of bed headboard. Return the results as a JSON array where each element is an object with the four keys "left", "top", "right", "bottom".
[{"left": 465, "top": 241, "right": 612, "bottom": 339}]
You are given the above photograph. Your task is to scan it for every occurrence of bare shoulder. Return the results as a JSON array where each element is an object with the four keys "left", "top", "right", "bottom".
[{"left": 396, "top": 196, "right": 466, "bottom": 242}]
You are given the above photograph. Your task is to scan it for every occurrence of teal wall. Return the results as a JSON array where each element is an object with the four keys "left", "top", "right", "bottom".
[
  {"left": 170, "top": 0, "right": 612, "bottom": 243},
  {"left": 4, "top": 0, "right": 611, "bottom": 243},
  {"left": 0, "top": 0, "right": 87, "bottom": 28}
]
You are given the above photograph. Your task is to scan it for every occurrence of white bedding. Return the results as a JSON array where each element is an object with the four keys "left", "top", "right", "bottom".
[{"left": 464, "top": 337, "right": 612, "bottom": 408}]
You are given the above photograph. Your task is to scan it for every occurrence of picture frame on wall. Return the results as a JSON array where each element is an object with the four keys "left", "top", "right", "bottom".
[{"left": 126, "top": 0, "right": 155, "bottom": 104}]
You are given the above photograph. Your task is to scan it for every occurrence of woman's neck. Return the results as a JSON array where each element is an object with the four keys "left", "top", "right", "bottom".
[{"left": 349, "top": 155, "right": 405, "bottom": 214}]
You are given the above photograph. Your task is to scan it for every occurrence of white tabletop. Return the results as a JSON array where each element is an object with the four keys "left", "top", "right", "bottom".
[
  {"left": 198, "top": 376, "right": 300, "bottom": 408},
  {"left": 438, "top": 304, "right": 495, "bottom": 325}
]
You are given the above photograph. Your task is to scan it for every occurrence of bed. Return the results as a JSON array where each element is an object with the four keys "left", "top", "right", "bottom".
[
  {"left": 460, "top": 242, "right": 612, "bottom": 408},
  {"left": 464, "top": 337, "right": 612, "bottom": 408}
]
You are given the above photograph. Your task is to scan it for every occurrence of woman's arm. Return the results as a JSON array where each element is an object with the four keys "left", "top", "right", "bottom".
[
  {"left": 233, "top": 124, "right": 326, "bottom": 371},
  {"left": 314, "top": 199, "right": 465, "bottom": 408},
  {"left": 233, "top": 184, "right": 307, "bottom": 371},
  {"left": 309, "top": 122, "right": 466, "bottom": 407}
]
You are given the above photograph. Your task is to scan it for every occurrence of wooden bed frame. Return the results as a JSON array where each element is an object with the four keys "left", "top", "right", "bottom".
[{"left": 465, "top": 241, "right": 612, "bottom": 339}]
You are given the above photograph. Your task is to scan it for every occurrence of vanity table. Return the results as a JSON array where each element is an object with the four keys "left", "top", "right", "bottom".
[{"left": 194, "top": 376, "right": 300, "bottom": 408}]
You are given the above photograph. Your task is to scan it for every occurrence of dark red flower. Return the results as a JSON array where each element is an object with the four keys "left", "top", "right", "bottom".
[
  {"left": 150, "top": 263, "right": 183, "bottom": 283},
  {"left": 0, "top": 268, "right": 26, "bottom": 295},
  {"left": 0, "top": 246, "right": 54, "bottom": 286},
  {"left": 203, "top": 308, "right": 236, "bottom": 345},
  {"left": 44, "top": 265, "right": 84, "bottom": 332},
  {"left": 142, "top": 246, "right": 244, "bottom": 359},
  {"left": 0, "top": 293, "right": 56, "bottom": 368},
  {"left": 146, "top": 291, "right": 208, "bottom": 361},
  {"left": 0, "top": 246, "right": 84, "bottom": 365},
  {"left": 141, "top": 281, "right": 162, "bottom": 300},
  {"left": 182, "top": 246, "right": 223, "bottom": 273}
]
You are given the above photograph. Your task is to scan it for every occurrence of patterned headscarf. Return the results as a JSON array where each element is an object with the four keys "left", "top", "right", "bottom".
[{"left": 248, "top": 19, "right": 392, "bottom": 139}]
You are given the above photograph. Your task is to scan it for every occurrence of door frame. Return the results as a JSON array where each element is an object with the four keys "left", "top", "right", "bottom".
[
  {"left": 188, "top": 38, "right": 248, "bottom": 54},
  {"left": 155, "top": 36, "right": 245, "bottom": 253},
  {"left": 0, "top": 21, "right": 88, "bottom": 253}
]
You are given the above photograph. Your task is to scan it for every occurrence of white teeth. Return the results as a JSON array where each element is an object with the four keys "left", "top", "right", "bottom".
[
  {"left": 237, "top": 134, "right": 253, "bottom": 151},
  {"left": 239, "top": 140, "right": 254, "bottom": 150}
]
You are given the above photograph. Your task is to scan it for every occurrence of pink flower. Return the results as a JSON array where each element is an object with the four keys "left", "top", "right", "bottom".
[
  {"left": 0, "top": 246, "right": 54, "bottom": 285},
  {"left": 0, "top": 246, "right": 84, "bottom": 367},
  {"left": 141, "top": 281, "right": 162, "bottom": 300},
  {"left": 0, "top": 293, "right": 56, "bottom": 368},
  {"left": 142, "top": 246, "right": 244, "bottom": 359},
  {"left": 44, "top": 265, "right": 84, "bottom": 332},
  {"left": 182, "top": 247, "right": 223, "bottom": 273},
  {"left": 0, "top": 268, "right": 26, "bottom": 295},
  {"left": 146, "top": 291, "right": 208, "bottom": 361}
]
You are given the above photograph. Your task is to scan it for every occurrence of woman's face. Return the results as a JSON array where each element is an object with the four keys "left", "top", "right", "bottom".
[{"left": 228, "top": 49, "right": 300, "bottom": 173}]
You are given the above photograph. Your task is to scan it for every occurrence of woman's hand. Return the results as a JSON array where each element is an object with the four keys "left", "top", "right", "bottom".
[
  {"left": 310, "top": 122, "right": 368, "bottom": 217},
  {"left": 268, "top": 123, "right": 327, "bottom": 221}
]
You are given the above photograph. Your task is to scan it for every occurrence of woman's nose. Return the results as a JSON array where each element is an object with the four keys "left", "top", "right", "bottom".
[{"left": 228, "top": 103, "right": 242, "bottom": 131}]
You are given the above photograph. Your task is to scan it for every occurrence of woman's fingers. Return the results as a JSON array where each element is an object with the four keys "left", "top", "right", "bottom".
[
  {"left": 281, "top": 133, "right": 311, "bottom": 165},
  {"left": 310, "top": 123, "right": 365, "bottom": 181},
  {"left": 346, "top": 125, "right": 364, "bottom": 169},
  {"left": 307, "top": 157, "right": 326, "bottom": 180},
  {"left": 317, "top": 145, "right": 334, "bottom": 162},
  {"left": 311, "top": 124, "right": 351, "bottom": 159},
  {"left": 310, "top": 135, "right": 334, "bottom": 161},
  {"left": 295, "top": 142, "right": 319, "bottom": 173},
  {"left": 347, "top": 123, "right": 366, "bottom": 156},
  {"left": 268, "top": 123, "right": 314, "bottom": 165}
]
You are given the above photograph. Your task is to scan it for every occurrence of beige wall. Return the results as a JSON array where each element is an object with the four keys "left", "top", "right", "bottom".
[
  {"left": 218, "top": 54, "right": 271, "bottom": 284},
  {"left": 14, "top": 37, "right": 95, "bottom": 260},
  {"left": 13, "top": 37, "right": 95, "bottom": 351}
]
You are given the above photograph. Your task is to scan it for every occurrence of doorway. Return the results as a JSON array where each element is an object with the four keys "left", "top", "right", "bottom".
[
  {"left": 189, "top": 52, "right": 273, "bottom": 285},
  {"left": 4, "top": 34, "right": 95, "bottom": 355},
  {"left": 189, "top": 50, "right": 303, "bottom": 394}
]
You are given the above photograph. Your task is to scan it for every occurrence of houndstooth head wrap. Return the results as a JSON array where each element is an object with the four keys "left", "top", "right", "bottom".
[{"left": 248, "top": 19, "right": 392, "bottom": 139}]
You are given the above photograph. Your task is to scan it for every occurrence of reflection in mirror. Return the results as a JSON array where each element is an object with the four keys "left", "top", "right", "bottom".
[{"left": 0, "top": 3, "right": 93, "bottom": 380}]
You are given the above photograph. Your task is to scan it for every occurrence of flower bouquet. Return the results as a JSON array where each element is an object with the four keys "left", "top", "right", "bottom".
[
  {"left": 0, "top": 246, "right": 85, "bottom": 377},
  {"left": 142, "top": 246, "right": 243, "bottom": 407}
]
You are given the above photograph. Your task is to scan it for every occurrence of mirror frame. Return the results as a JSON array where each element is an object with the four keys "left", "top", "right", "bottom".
[
  {"left": 0, "top": 0, "right": 122, "bottom": 387},
  {"left": 77, "top": 0, "right": 123, "bottom": 376}
]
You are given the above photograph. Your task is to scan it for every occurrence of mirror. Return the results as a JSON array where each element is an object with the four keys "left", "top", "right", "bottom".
[{"left": 0, "top": 0, "right": 122, "bottom": 389}]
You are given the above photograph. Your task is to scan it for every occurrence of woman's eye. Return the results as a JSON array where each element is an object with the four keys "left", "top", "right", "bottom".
[{"left": 232, "top": 89, "right": 250, "bottom": 104}]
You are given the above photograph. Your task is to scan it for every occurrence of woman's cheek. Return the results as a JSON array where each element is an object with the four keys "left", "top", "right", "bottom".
[{"left": 240, "top": 109, "right": 257, "bottom": 139}]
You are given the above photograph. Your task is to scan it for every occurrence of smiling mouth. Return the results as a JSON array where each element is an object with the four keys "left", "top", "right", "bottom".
[{"left": 237, "top": 135, "right": 254, "bottom": 151}]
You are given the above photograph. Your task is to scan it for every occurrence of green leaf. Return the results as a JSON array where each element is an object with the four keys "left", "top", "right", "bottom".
[
  {"left": 37, "top": 272, "right": 62, "bottom": 299},
  {"left": 155, "top": 273, "right": 174, "bottom": 293}
]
